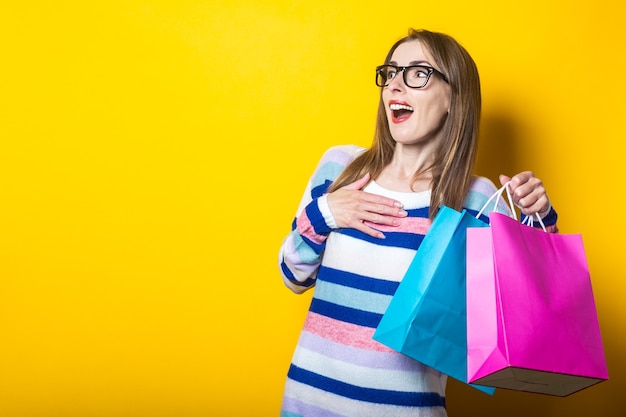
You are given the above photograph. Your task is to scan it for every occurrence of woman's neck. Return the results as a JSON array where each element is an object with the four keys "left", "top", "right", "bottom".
[{"left": 375, "top": 147, "right": 434, "bottom": 193}]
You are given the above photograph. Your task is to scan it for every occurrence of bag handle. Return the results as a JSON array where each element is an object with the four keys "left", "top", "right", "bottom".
[
  {"left": 522, "top": 212, "right": 547, "bottom": 232},
  {"left": 476, "top": 182, "right": 517, "bottom": 220},
  {"left": 477, "top": 181, "right": 548, "bottom": 232}
]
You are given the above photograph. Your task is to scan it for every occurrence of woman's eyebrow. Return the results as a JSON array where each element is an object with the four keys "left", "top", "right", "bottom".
[
  {"left": 388, "top": 60, "right": 431, "bottom": 66},
  {"left": 409, "top": 60, "right": 430, "bottom": 66}
]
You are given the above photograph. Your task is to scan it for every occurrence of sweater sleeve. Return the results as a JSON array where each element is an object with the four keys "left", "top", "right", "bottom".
[{"left": 279, "top": 145, "right": 366, "bottom": 293}]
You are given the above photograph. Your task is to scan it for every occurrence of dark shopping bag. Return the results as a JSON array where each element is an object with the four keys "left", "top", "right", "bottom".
[
  {"left": 466, "top": 212, "right": 609, "bottom": 396},
  {"left": 373, "top": 205, "right": 494, "bottom": 394}
]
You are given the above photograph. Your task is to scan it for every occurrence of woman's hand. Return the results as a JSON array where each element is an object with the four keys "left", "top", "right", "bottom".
[
  {"left": 500, "top": 172, "right": 551, "bottom": 216},
  {"left": 326, "top": 173, "right": 408, "bottom": 239}
]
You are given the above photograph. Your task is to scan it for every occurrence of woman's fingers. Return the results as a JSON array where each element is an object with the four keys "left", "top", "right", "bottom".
[
  {"left": 327, "top": 175, "right": 407, "bottom": 238},
  {"left": 502, "top": 171, "right": 550, "bottom": 215}
]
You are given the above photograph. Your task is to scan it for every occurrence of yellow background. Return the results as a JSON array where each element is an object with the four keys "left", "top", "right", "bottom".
[{"left": 0, "top": 1, "right": 624, "bottom": 416}]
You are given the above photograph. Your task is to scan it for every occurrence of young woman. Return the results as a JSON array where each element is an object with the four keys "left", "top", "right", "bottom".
[{"left": 278, "top": 28, "right": 557, "bottom": 417}]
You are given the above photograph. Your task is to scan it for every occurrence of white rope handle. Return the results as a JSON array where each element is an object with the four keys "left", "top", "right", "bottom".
[
  {"left": 476, "top": 182, "right": 517, "bottom": 220},
  {"left": 522, "top": 212, "right": 547, "bottom": 232},
  {"left": 477, "top": 181, "right": 548, "bottom": 232}
]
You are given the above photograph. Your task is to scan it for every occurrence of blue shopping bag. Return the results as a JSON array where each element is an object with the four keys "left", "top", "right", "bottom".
[{"left": 373, "top": 206, "right": 494, "bottom": 394}]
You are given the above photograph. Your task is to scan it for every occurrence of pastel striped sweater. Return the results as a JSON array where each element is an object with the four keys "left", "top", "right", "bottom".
[{"left": 279, "top": 145, "right": 558, "bottom": 417}]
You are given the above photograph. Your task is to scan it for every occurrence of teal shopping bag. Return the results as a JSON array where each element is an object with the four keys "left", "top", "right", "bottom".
[{"left": 373, "top": 206, "right": 494, "bottom": 394}]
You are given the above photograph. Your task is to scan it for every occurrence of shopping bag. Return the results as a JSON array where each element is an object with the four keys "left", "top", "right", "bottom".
[
  {"left": 466, "top": 212, "right": 608, "bottom": 396},
  {"left": 373, "top": 205, "right": 494, "bottom": 394}
]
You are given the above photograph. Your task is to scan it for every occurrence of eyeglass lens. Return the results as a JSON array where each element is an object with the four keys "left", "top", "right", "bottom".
[{"left": 376, "top": 65, "right": 433, "bottom": 88}]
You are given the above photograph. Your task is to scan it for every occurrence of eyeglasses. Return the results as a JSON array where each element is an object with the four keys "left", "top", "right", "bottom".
[{"left": 375, "top": 64, "right": 448, "bottom": 88}]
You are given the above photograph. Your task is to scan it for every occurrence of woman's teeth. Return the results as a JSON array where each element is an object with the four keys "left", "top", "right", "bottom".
[{"left": 389, "top": 103, "right": 414, "bottom": 112}]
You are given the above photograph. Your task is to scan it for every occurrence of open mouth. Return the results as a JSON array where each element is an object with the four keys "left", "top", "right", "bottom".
[{"left": 390, "top": 103, "right": 414, "bottom": 122}]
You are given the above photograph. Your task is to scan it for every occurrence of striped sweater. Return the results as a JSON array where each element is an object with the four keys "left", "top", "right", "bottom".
[{"left": 279, "top": 145, "right": 558, "bottom": 417}]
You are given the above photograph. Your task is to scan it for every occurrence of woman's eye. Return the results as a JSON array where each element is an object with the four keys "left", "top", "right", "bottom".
[{"left": 410, "top": 69, "right": 428, "bottom": 78}]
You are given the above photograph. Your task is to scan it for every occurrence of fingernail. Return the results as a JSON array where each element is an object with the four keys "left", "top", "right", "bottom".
[
  {"left": 394, "top": 202, "right": 404, "bottom": 208},
  {"left": 399, "top": 209, "right": 407, "bottom": 216}
]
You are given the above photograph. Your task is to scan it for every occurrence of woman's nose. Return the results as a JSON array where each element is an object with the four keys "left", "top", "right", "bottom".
[{"left": 387, "top": 72, "right": 406, "bottom": 91}]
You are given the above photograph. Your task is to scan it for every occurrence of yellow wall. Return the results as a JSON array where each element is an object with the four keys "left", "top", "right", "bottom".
[{"left": 0, "top": 1, "right": 623, "bottom": 416}]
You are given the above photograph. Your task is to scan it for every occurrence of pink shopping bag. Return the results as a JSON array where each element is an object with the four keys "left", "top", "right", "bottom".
[{"left": 466, "top": 212, "right": 608, "bottom": 396}]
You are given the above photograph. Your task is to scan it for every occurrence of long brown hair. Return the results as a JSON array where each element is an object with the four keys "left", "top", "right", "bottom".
[{"left": 328, "top": 29, "right": 481, "bottom": 219}]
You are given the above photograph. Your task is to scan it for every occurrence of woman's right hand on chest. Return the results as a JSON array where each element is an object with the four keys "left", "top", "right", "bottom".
[{"left": 326, "top": 173, "right": 408, "bottom": 239}]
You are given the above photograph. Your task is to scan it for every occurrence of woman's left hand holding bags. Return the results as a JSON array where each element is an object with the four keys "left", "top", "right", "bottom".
[{"left": 499, "top": 172, "right": 551, "bottom": 217}]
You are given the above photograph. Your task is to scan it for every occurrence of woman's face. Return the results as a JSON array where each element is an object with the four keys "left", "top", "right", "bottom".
[{"left": 381, "top": 40, "right": 451, "bottom": 148}]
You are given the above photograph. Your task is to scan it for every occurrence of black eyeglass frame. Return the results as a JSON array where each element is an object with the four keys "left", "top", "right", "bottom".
[{"left": 375, "top": 64, "right": 449, "bottom": 88}]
